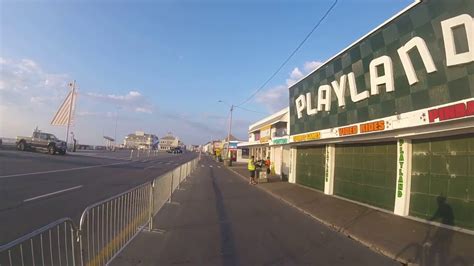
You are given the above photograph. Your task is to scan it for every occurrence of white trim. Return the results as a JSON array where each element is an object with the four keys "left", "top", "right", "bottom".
[
  {"left": 288, "top": 0, "right": 421, "bottom": 91},
  {"left": 248, "top": 107, "right": 289, "bottom": 132},
  {"left": 289, "top": 147, "right": 297, "bottom": 183},
  {"left": 289, "top": 98, "right": 474, "bottom": 145},
  {"left": 324, "top": 144, "right": 335, "bottom": 195},
  {"left": 394, "top": 139, "right": 412, "bottom": 216}
]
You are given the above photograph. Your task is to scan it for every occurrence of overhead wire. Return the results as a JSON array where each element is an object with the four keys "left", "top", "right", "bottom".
[{"left": 236, "top": 0, "right": 338, "bottom": 107}]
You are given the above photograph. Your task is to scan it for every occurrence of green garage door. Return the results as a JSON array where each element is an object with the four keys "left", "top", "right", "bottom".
[
  {"left": 334, "top": 142, "right": 397, "bottom": 211},
  {"left": 296, "top": 146, "right": 325, "bottom": 191},
  {"left": 410, "top": 134, "right": 474, "bottom": 230}
]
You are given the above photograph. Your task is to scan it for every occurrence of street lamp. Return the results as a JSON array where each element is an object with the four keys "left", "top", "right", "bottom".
[{"left": 218, "top": 100, "right": 234, "bottom": 166}]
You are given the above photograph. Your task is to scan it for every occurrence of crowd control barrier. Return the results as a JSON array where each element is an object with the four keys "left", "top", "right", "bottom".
[{"left": 0, "top": 157, "right": 200, "bottom": 266}]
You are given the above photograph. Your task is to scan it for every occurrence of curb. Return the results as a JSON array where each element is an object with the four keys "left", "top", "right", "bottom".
[{"left": 225, "top": 165, "right": 408, "bottom": 266}]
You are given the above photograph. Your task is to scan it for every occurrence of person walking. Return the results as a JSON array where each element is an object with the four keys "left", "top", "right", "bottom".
[
  {"left": 248, "top": 156, "right": 257, "bottom": 185},
  {"left": 265, "top": 156, "right": 271, "bottom": 175}
]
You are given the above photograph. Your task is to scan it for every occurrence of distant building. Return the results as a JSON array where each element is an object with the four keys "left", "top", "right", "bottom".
[
  {"left": 159, "top": 134, "right": 179, "bottom": 150},
  {"left": 123, "top": 131, "right": 159, "bottom": 149}
]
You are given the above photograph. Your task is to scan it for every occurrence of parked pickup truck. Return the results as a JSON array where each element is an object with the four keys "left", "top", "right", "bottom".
[{"left": 16, "top": 130, "right": 67, "bottom": 155}]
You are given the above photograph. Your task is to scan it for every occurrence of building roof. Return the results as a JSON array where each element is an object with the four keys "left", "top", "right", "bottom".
[
  {"left": 161, "top": 135, "right": 177, "bottom": 140},
  {"left": 248, "top": 107, "right": 289, "bottom": 133}
]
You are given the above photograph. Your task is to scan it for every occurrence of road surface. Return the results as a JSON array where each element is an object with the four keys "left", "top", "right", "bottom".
[{"left": 0, "top": 149, "right": 197, "bottom": 244}]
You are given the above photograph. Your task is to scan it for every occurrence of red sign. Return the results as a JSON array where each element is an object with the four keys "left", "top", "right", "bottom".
[{"left": 428, "top": 100, "right": 474, "bottom": 123}]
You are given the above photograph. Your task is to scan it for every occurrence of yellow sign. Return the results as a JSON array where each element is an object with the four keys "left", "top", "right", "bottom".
[
  {"left": 292, "top": 132, "right": 321, "bottom": 142},
  {"left": 260, "top": 136, "right": 270, "bottom": 143},
  {"left": 260, "top": 125, "right": 271, "bottom": 131}
]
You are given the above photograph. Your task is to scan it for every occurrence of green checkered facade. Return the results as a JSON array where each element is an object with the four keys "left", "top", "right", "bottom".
[{"left": 289, "top": 0, "right": 474, "bottom": 135}]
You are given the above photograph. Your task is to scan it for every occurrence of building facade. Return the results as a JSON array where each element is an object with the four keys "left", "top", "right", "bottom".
[
  {"left": 159, "top": 134, "right": 179, "bottom": 151},
  {"left": 239, "top": 108, "right": 290, "bottom": 177},
  {"left": 123, "top": 131, "right": 159, "bottom": 149},
  {"left": 286, "top": 0, "right": 474, "bottom": 231}
]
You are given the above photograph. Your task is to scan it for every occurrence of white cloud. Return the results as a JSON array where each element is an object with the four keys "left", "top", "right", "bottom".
[
  {"left": 255, "top": 60, "right": 323, "bottom": 112},
  {"left": 255, "top": 85, "right": 288, "bottom": 113},
  {"left": 135, "top": 107, "right": 152, "bottom": 113},
  {"left": 286, "top": 67, "right": 304, "bottom": 87},
  {"left": 85, "top": 90, "right": 152, "bottom": 114},
  {"left": 0, "top": 58, "right": 69, "bottom": 97},
  {"left": 304, "top": 61, "right": 323, "bottom": 73}
]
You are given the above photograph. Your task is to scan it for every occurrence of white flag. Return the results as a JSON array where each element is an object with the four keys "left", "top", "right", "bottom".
[{"left": 51, "top": 89, "right": 76, "bottom": 126}]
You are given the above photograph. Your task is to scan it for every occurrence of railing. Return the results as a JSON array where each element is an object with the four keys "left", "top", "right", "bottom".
[
  {"left": 78, "top": 183, "right": 151, "bottom": 266},
  {"left": 0, "top": 218, "right": 79, "bottom": 266},
  {"left": 0, "top": 156, "right": 200, "bottom": 266}
]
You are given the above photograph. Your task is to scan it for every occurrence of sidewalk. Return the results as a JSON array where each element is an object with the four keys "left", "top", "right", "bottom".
[
  {"left": 228, "top": 162, "right": 474, "bottom": 265},
  {"left": 111, "top": 157, "right": 398, "bottom": 266}
]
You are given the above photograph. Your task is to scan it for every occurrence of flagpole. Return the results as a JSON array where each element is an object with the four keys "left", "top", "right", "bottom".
[{"left": 65, "top": 80, "right": 76, "bottom": 148}]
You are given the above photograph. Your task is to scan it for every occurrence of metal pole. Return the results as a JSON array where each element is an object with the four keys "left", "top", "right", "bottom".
[
  {"left": 114, "top": 108, "right": 118, "bottom": 149},
  {"left": 148, "top": 183, "right": 154, "bottom": 231},
  {"left": 65, "top": 80, "right": 76, "bottom": 148},
  {"left": 227, "top": 105, "right": 234, "bottom": 164}
]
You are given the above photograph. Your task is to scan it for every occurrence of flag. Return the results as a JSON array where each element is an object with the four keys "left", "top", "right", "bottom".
[{"left": 51, "top": 87, "right": 76, "bottom": 126}]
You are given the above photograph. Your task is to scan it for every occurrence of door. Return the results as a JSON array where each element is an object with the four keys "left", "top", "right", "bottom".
[
  {"left": 296, "top": 146, "right": 326, "bottom": 191},
  {"left": 410, "top": 134, "right": 474, "bottom": 230},
  {"left": 334, "top": 142, "right": 397, "bottom": 211}
]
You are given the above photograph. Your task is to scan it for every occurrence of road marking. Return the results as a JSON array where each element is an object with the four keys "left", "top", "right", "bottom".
[
  {"left": 209, "top": 165, "right": 213, "bottom": 168},
  {"left": 144, "top": 165, "right": 155, "bottom": 170},
  {"left": 0, "top": 161, "right": 131, "bottom": 179},
  {"left": 201, "top": 165, "right": 205, "bottom": 167},
  {"left": 218, "top": 166, "right": 221, "bottom": 168},
  {"left": 23, "top": 185, "right": 83, "bottom": 202}
]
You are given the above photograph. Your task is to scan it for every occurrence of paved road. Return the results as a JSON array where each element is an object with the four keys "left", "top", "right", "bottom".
[
  {"left": 0, "top": 149, "right": 197, "bottom": 244},
  {"left": 112, "top": 156, "right": 399, "bottom": 266}
]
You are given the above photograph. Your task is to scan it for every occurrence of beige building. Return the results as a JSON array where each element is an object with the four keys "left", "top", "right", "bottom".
[
  {"left": 159, "top": 134, "right": 179, "bottom": 150},
  {"left": 123, "top": 131, "right": 159, "bottom": 149},
  {"left": 238, "top": 107, "right": 290, "bottom": 178}
]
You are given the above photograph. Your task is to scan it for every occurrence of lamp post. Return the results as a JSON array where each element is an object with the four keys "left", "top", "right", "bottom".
[{"left": 218, "top": 100, "right": 234, "bottom": 166}]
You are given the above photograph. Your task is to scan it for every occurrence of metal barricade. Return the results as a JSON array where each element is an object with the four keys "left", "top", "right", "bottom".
[
  {"left": 151, "top": 171, "right": 173, "bottom": 216},
  {"left": 1, "top": 157, "right": 201, "bottom": 266},
  {"left": 0, "top": 218, "right": 79, "bottom": 266},
  {"left": 78, "top": 183, "right": 151, "bottom": 266}
]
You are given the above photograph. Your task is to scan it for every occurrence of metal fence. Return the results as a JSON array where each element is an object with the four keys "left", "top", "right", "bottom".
[
  {"left": 0, "top": 157, "right": 200, "bottom": 266},
  {"left": 0, "top": 218, "right": 79, "bottom": 266},
  {"left": 78, "top": 183, "right": 151, "bottom": 266}
]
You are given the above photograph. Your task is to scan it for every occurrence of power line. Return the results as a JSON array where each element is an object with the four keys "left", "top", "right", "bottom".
[
  {"left": 237, "top": 0, "right": 338, "bottom": 107},
  {"left": 234, "top": 105, "right": 270, "bottom": 115}
]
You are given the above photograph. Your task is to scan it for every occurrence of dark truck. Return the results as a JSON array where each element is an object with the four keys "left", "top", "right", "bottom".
[{"left": 16, "top": 130, "right": 67, "bottom": 155}]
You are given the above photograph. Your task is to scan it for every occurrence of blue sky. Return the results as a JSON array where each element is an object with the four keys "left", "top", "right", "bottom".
[{"left": 1, "top": 0, "right": 413, "bottom": 145}]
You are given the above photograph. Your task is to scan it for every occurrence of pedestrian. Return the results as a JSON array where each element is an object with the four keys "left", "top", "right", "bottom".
[
  {"left": 265, "top": 156, "right": 271, "bottom": 175},
  {"left": 248, "top": 155, "right": 256, "bottom": 185}
]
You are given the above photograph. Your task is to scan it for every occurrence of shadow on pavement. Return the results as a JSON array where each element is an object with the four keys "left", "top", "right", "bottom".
[
  {"left": 210, "top": 167, "right": 239, "bottom": 266},
  {"left": 396, "top": 195, "right": 468, "bottom": 266}
]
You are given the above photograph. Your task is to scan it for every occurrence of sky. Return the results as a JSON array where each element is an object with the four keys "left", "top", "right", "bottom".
[{"left": 0, "top": 0, "right": 414, "bottom": 145}]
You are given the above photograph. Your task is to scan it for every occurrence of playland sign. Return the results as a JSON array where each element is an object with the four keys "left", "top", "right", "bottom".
[{"left": 290, "top": 0, "right": 474, "bottom": 135}]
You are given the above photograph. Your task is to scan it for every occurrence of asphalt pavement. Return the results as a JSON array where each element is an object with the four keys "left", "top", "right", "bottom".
[
  {"left": 0, "top": 149, "right": 197, "bottom": 244},
  {"left": 111, "top": 156, "right": 399, "bottom": 266}
]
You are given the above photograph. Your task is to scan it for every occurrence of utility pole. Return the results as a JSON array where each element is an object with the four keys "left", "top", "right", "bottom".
[
  {"left": 114, "top": 107, "right": 119, "bottom": 150},
  {"left": 227, "top": 105, "right": 234, "bottom": 166}
]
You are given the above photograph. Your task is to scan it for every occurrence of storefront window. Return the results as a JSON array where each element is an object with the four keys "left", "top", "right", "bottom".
[{"left": 241, "top": 148, "right": 249, "bottom": 159}]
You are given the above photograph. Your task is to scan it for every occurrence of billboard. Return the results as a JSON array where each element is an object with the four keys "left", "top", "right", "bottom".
[{"left": 289, "top": 0, "right": 474, "bottom": 138}]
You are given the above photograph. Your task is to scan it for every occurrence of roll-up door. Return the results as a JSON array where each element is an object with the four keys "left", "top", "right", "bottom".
[
  {"left": 296, "top": 146, "right": 325, "bottom": 191},
  {"left": 410, "top": 134, "right": 474, "bottom": 230},
  {"left": 334, "top": 142, "right": 397, "bottom": 211}
]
